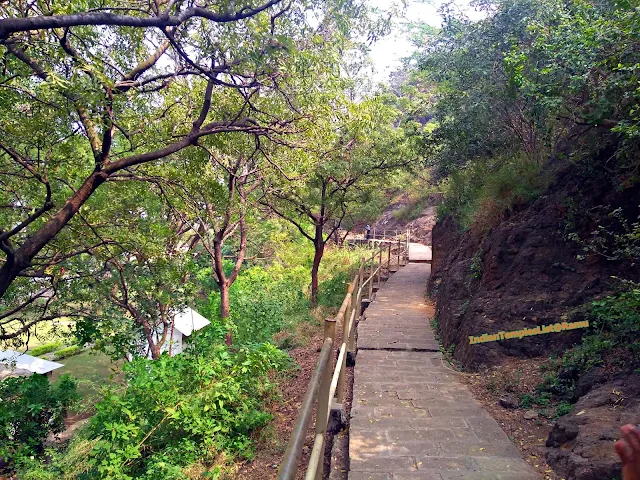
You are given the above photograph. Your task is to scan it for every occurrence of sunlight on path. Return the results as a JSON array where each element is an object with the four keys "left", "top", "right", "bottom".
[
  {"left": 349, "top": 263, "right": 539, "bottom": 480},
  {"left": 408, "top": 243, "right": 432, "bottom": 262}
]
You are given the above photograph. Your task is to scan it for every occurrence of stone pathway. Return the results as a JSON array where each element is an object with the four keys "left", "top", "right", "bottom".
[
  {"left": 349, "top": 262, "right": 539, "bottom": 480},
  {"left": 408, "top": 243, "right": 432, "bottom": 263}
]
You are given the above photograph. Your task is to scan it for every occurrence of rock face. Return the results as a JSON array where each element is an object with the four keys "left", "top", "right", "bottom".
[
  {"left": 427, "top": 156, "right": 640, "bottom": 480},
  {"left": 428, "top": 163, "right": 640, "bottom": 369},
  {"left": 371, "top": 193, "right": 441, "bottom": 245},
  {"left": 499, "top": 394, "right": 519, "bottom": 409},
  {"left": 546, "top": 374, "right": 640, "bottom": 480}
]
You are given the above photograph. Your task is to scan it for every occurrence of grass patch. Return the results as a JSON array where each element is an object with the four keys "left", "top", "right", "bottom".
[
  {"left": 438, "top": 154, "right": 551, "bottom": 230},
  {"left": 50, "top": 350, "right": 123, "bottom": 412}
]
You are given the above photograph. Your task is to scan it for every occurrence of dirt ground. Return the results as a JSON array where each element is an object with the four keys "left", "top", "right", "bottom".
[{"left": 458, "top": 357, "right": 561, "bottom": 480}]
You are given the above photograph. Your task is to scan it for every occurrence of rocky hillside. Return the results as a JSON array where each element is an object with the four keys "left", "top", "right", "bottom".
[{"left": 426, "top": 158, "right": 640, "bottom": 480}]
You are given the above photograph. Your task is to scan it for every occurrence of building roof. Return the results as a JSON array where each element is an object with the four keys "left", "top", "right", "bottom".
[
  {"left": 173, "top": 307, "right": 210, "bottom": 337},
  {"left": 0, "top": 349, "right": 64, "bottom": 375}
]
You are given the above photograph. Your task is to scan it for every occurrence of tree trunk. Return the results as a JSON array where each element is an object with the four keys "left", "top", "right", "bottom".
[
  {"left": 311, "top": 240, "right": 324, "bottom": 307},
  {"left": 220, "top": 281, "right": 233, "bottom": 346},
  {"left": 220, "top": 282, "right": 231, "bottom": 319}
]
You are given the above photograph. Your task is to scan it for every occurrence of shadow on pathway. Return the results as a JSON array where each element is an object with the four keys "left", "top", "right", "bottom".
[{"left": 349, "top": 263, "right": 540, "bottom": 480}]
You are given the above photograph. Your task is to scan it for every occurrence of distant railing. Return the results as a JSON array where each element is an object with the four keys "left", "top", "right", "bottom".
[{"left": 278, "top": 243, "right": 408, "bottom": 480}]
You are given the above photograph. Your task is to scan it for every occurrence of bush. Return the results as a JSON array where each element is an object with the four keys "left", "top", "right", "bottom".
[
  {"left": 29, "top": 342, "right": 63, "bottom": 357},
  {"left": 52, "top": 345, "right": 83, "bottom": 361},
  {"left": 538, "top": 281, "right": 640, "bottom": 399},
  {"left": 199, "top": 245, "right": 368, "bottom": 345},
  {"left": 438, "top": 155, "right": 550, "bottom": 230},
  {"left": 318, "top": 271, "right": 350, "bottom": 307},
  {"left": 0, "top": 374, "right": 78, "bottom": 470},
  {"left": 18, "top": 334, "right": 289, "bottom": 479},
  {"left": 92, "top": 337, "right": 287, "bottom": 478}
]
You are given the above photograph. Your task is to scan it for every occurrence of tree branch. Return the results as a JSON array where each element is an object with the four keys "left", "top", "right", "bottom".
[{"left": 0, "top": 2, "right": 283, "bottom": 39}]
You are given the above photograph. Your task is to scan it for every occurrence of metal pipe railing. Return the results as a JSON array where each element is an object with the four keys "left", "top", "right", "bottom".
[
  {"left": 278, "top": 243, "right": 407, "bottom": 479},
  {"left": 278, "top": 337, "right": 333, "bottom": 480}
]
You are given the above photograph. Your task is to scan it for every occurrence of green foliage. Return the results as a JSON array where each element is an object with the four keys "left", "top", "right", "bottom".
[
  {"left": 555, "top": 401, "right": 573, "bottom": 417},
  {"left": 437, "top": 156, "right": 550, "bottom": 230},
  {"left": 89, "top": 339, "right": 288, "bottom": 479},
  {"left": 318, "top": 271, "right": 351, "bottom": 308},
  {"left": 0, "top": 374, "right": 78, "bottom": 469},
  {"left": 390, "top": 177, "right": 438, "bottom": 222},
  {"left": 416, "top": 0, "right": 640, "bottom": 176},
  {"left": 29, "top": 342, "right": 63, "bottom": 357},
  {"left": 52, "top": 345, "right": 83, "bottom": 361},
  {"left": 22, "top": 337, "right": 289, "bottom": 479},
  {"left": 16, "top": 427, "right": 97, "bottom": 480},
  {"left": 538, "top": 281, "right": 640, "bottom": 399},
  {"left": 568, "top": 207, "right": 640, "bottom": 262},
  {"left": 519, "top": 394, "right": 533, "bottom": 409},
  {"left": 470, "top": 248, "right": 484, "bottom": 280},
  {"left": 200, "top": 243, "right": 367, "bottom": 345},
  {"left": 201, "top": 263, "right": 310, "bottom": 345}
]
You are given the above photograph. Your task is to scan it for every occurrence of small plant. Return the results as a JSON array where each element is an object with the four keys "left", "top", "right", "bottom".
[
  {"left": 555, "top": 401, "right": 573, "bottom": 417},
  {"left": 535, "top": 392, "right": 551, "bottom": 407},
  {"left": 568, "top": 207, "right": 640, "bottom": 262},
  {"left": 470, "top": 248, "right": 484, "bottom": 280},
  {"left": 519, "top": 393, "right": 533, "bottom": 409},
  {"left": 487, "top": 375, "right": 499, "bottom": 393},
  {"left": 53, "top": 345, "right": 83, "bottom": 360}
]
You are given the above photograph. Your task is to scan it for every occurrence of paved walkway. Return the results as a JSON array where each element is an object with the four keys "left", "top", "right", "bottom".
[
  {"left": 349, "top": 263, "right": 538, "bottom": 480},
  {"left": 408, "top": 243, "right": 432, "bottom": 263}
]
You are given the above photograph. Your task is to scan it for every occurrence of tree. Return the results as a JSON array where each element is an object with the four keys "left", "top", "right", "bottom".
[
  {"left": 412, "top": 0, "right": 640, "bottom": 176},
  {"left": 165, "top": 135, "right": 262, "bottom": 345},
  {"left": 0, "top": 0, "right": 386, "bottom": 341},
  {"left": 261, "top": 96, "right": 416, "bottom": 304},
  {"left": 74, "top": 249, "right": 197, "bottom": 360}
]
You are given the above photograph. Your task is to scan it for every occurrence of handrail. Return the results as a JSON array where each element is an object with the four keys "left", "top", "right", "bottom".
[
  {"left": 278, "top": 242, "right": 408, "bottom": 479},
  {"left": 278, "top": 337, "right": 333, "bottom": 480}
]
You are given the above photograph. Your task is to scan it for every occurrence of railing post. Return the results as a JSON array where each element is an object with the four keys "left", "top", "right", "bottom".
[
  {"left": 377, "top": 248, "right": 382, "bottom": 289},
  {"left": 350, "top": 261, "right": 363, "bottom": 353},
  {"left": 314, "top": 317, "right": 336, "bottom": 480},
  {"left": 397, "top": 239, "right": 401, "bottom": 267},
  {"left": 337, "top": 281, "right": 355, "bottom": 404},
  {"left": 387, "top": 244, "right": 391, "bottom": 271},
  {"left": 368, "top": 254, "right": 374, "bottom": 300}
]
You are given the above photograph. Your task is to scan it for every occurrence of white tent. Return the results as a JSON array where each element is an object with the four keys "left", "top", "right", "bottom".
[
  {"left": 173, "top": 307, "right": 210, "bottom": 337},
  {"left": 0, "top": 349, "right": 64, "bottom": 380},
  {"left": 139, "top": 307, "right": 211, "bottom": 359}
]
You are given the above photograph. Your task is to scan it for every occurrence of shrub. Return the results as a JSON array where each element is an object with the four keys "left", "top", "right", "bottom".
[
  {"left": 0, "top": 374, "right": 78, "bottom": 470},
  {"left": 555, "top": 402, "right": 573, "bottom": 417},
  {"left": 29, "top": 342, "right": 63, "bottom": 357},
  {"left": 19, "top": 334, "right": 290, "bottom": 479},
  {"left": 199, "top": 245, "right": 368, "bottom": 345},
  {"left": 318, "top": 271, "right": 350, "bottom": 308},
  {"left": 438, "top": 155, "right": 550, "bottom": 230},
  {"left": 87, "top": 336, "right": 289, "bottom": 479},
  {"left": 568, "top": 207, "right": 640, "bottom": 262},
  {"left": 538, "top": 281, "right": 640, "bottom": 399},
  {"left": 53, "top": 345, "right": 83, "bottom": 361}
]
